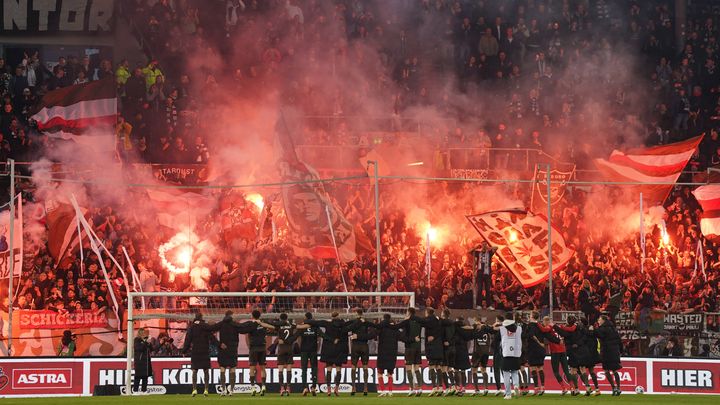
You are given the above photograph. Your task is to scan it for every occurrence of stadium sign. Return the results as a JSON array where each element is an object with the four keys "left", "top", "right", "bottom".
[
  {"left": 0, "top": 0, "right": 115, "bottom": 34},
  {"left": 18, "top": 309, "right": 108, "bottom": 329}
]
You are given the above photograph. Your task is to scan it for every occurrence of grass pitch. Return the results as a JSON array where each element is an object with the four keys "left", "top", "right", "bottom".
[{"left": 2, "top": 394, "right": 719, "bottom": 405}]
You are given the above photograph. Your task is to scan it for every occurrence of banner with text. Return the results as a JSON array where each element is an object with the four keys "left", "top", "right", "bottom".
[
  {"left": 0, "top": 0, "right": 115, "bottom": 35},
  {"left": 18, "top": 310, "right": 108, "bottom": 330}
]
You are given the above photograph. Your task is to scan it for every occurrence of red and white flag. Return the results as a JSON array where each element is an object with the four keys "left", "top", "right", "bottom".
[
  {"left": 692, "top": 185, "right": 720, "bottom": 240},
  {"left": 1, "top": 194, "right": 23, "bottom": 279},
  {"left": 44, "top": 199, "right": 87, "bottom": 266},
  {"left": 145, "top": 189, "right": 215, "bottom": 230},
  {"left": 31, "top": 78, "right": 117, "bottom": 133},
  {"left": 594, "top": 135, "right": 704, "bottom": 203},
  {"left": 467, "top": 210, "right": 574, "bottom": 288}
]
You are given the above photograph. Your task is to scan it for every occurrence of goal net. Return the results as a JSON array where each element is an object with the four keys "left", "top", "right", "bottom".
[{"left": 124, "top": 291, "right": 414, "bottom": 393}]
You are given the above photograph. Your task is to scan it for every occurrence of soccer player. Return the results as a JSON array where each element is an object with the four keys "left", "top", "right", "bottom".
[
  {"left": 490, "top": 314, "right": 505, "bottom": 396},
  {"left": 398, "top": 308, "right": 423, "bottom": 396},
  {"left": 580, "top": 318, "right": 601, "bottom": 395},
  {"left": 495, "top": 316, "right": 523, "bottom": 400},
  {"left": 237, "top": 310, "right": 274, "bottom": 396},
  {"left": 209, "top": 311, "right": 242, "bottom": 396},
  {"left": 296, "top": 312, "right": 322, "bottom": 396},
  {"left": 270, "top": 313, "right": 295, "bottom": 396},
  {"left": 539, "top": 316, "right": 576, "bottom": 395},
  {"left": 591, "top": 315, "right": 623, "bottom": 396},
  {"left": 514, "top": 313, "right": 531, "bottom": 395},
  {"left": 470, "top": 318, "right": 493, "bottom": 396},
  {"left": 524, "top": 311, "right": 547, "bottom": 395},
  {"left": 440, "top": 309, "right": 457, "bottom": 396},
  {"left": 182, "top": 313, "right": 218, "bottom": 397},
  {"left": 452, "top": 316, "right": 476, "bottom": 396},
  {"left": 420, "top": 308, "right": 444, "bottom": 396},
  {"left": 305, "top": 312, "right": 350, "bottom": 396},
  {"left": 347, "top": 309, "right": 373, "bottom": 396},
  {"left": 369, "top": 313, "right": 402, "bottom": 397},
  {"left": 555, "top": 316, "right": 592, "bottom": 395}
]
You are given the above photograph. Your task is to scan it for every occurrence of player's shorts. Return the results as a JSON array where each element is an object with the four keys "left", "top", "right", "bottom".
[
  {"left": 472, "top": 352, "right": 490, "bottom": 368},
  {"left": 277, "top": 345, "right": 294, "bottom": 366},
  {"left": 426, "top": 341, "right": 444, "bottom": 365},
  {"left": 351, "top": 342, "right": 370, "bottom": 365},
  {"left": 405, "top": 346, "right": 422, "bottom": 365},
  {"left": 249, "top": 347, "right": 267, "bottom": 366},
  {"left": 443, "top": 346, "right": 457, "bottom": 368}
]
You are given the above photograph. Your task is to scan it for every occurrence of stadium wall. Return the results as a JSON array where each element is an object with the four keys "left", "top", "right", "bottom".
[{"left": 0, "top": 357, "right": 718, "bottom": 397}]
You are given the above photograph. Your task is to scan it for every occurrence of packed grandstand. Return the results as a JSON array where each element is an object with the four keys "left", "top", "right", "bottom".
[{"left": 0, "top": 0, "right": 719, "bottom": 362}]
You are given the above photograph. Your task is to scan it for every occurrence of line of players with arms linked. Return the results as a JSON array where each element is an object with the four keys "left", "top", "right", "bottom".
[{"left": 133, "top": 307, "right": 623, "bottom": 398}]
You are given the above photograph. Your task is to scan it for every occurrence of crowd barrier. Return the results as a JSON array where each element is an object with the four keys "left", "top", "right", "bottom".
[{"left": 0, "top": 356, "right": 718, "bottom": 397}]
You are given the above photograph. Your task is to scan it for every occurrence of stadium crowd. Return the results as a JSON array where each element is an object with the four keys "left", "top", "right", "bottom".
[{"left": 1, "top": 0, "right": 720, "bottom": 358}]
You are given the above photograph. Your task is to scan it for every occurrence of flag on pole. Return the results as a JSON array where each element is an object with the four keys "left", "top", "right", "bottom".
[
  {"left": 0, "top": 195, "right": 23, "bottom": 279},
  {"left": 31, "top": 78, "right": 117, "bottom": 151},
  {"left": 44, "top": 199, "right": 87, "bottom": 266},
  {"left": 145, "top": 188, "right": 215, "bottom": 231},
  {"left": 467, "top": 209, "right": 574, "bottom": 288},
  {"left": 692, "top": 184, "right": 720, "bottom": 240},
  {"left": 594, "top": 135, "right": 704, "bottom": 204},
  {"left": 31, "top": 78, "right": 117, "bottom": 133},
  {"left": 276, "top": 111, "right": 358, "bottom": 262},
  {"left": 530, "top": 163, "right": 575, "bottom": 214}
]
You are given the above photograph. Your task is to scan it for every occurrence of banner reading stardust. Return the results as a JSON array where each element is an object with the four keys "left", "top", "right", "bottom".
[{"left": 3, "top": 356, "right": 719, "bottom": 397}]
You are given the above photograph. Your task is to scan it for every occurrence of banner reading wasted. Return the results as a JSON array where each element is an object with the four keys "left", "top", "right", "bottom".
[
  {"left": 19, "top": 310, "right": 108, "bottom": 329},
  {"left": 467, "top": 210, "right": 574, "bottom": 287}
]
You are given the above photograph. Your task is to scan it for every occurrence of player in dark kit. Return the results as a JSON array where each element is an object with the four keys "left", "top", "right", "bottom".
[
  {"left": 399, "top": 308, "right": 423, "bottom": 396},
  {"left": 369, "top": 313, "right": 403, "bottom": 397},
  {"left": 555, "top": 315, "right": 593, "bottom": 396},
  {"left": 580, "top": 317, "right": 601, "bottom": 395},
  {"left": 182, "top": 313, "right": 218, "bottom": 397},
  {"left": 420, "top": 308, "right": 444, "bottom": 396},
  {"left": 515, "top": 313, "right": 531, "bottom": 396},
  {"left": 208, "top": 311, "right": 243, "bottom": 396},
  {"left": 296, "top": 312, "right": 323, "bottom": 396},
  {"left": 524, "top": 311, "right": 547, "bottom": 395},
  {"left": 440, "top": 309, "right": 458, "bottom": 395},
  {"left": 490, "top": 314, "right": 505, "bottom": 396},
  {"left": 591, "top": 315, "right": 623, "bottom": 396},
  {"left": 269, "top": 313, "right": 296, "bottom": 396},
  {"left": 451, "top": 317, "right": 476, "bottom": 396},
  {"left": 305, "top": 312, "right": 350, "bottom": 396},
  {"left": 347, "top": 309, "right": 374, "bottom": 396},
  {"left": 236, "top": 310, "right": 274, "bottom": 396},
  {"left": 470, "top": 319, "right": 493, "bottom": 396}
]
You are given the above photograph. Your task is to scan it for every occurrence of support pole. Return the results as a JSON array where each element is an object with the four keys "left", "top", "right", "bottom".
[
  {"left": 640, "top": 193, "right": 645, "bottom": 274},
  {"left": 7, "top": 159, "right": 15, "bottom": 356},
  {"left": 126, "top": 293, "right": 134, "bottom": 395},
  {"left": 546, "top": 164, "right": 553, "bottom": 314},
  {"left": 368, "top": 161, "right": 382, "bottom": 306}
]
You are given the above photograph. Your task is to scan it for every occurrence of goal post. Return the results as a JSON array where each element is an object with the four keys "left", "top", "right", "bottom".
[{"left": 125, "top": 291, "right": 415, "bottom": 394}]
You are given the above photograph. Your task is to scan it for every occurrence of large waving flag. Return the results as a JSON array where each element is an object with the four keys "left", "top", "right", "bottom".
[
  {"left": 467, "top": 210, "right": 574, "bottom": 288},
  {"left": 276, "top": 111, "right": 358, "bottom": 262},
  {"left": 31, "top": 78, "right": 117, "bottom": 133},
  {"left": 44, "top": 199, "right": 87, "bottom": 266},
  {"left": 145, "top": 189, "right": 215, "bottom": 231},
  {"left": 31, "top": 78, "right": 117, "bottom": 152},
  {"left": 594, "top": 135, "right": 704, "bottom": 203},
  {"left": 692, "top": 185, "right": 720, "bottom": 240}
]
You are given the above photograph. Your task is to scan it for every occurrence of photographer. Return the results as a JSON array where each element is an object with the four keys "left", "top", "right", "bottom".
[
  {"left": 133, "top": 328, "right": 153, "bottom": 394},
  {"left": 57, "top": 330, "right": 76, "bottom": 357}
]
